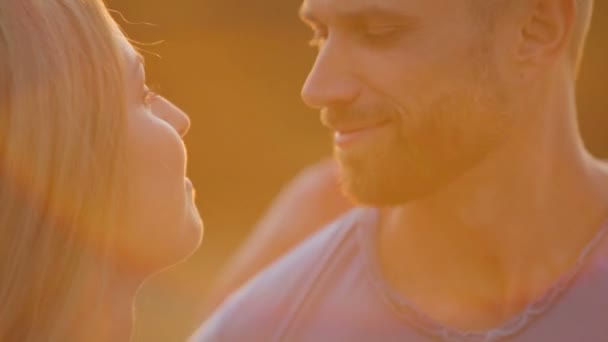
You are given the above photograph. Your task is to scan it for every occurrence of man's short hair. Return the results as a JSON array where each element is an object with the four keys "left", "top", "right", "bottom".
[{"left": 473, "top": 0, "right": 593, "bottom": 76}]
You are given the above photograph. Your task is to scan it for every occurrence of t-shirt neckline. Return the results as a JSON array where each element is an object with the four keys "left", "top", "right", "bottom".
[{"left": 357, "top": 208, "right": 608, "bottom": 342}]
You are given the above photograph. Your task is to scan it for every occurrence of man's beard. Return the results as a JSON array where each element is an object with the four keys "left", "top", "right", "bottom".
[{"left": 329, "top": 67, "right": 511, "bottom": 207}]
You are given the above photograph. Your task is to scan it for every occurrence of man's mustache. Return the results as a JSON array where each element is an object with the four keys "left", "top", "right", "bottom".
[{"left": 320, "top": 106, "right": 400, "bottom": 131}]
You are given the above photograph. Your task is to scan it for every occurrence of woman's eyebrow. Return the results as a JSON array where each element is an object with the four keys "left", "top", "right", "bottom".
[{"left": 130, "top": 52, "right": 145, "bottom": 81}]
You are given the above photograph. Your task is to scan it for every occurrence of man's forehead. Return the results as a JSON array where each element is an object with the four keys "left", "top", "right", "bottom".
[
  {"left": 301, "top": 0, "right": 400, "bottom": 14},
  {"left": 299, "top": 0, "right": 431, "bottom": 22}
]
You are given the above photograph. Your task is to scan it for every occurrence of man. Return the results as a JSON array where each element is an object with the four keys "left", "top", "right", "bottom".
[{"left": 193, "top": 0, "right": 608, "bottom": 341}]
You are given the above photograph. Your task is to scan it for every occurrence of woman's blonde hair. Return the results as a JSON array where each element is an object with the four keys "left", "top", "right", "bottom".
[{"left": 0, "top": 0, "right": 129, "bottom": 339}]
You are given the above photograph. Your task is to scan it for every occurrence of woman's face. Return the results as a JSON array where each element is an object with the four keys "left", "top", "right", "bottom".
[{"left": 118, "top": 38, "right": 203, "bottom": 272}]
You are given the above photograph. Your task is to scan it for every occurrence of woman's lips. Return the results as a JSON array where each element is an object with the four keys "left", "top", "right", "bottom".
[{"left": 185, "top": 177, "right": 196, "bottom": 200}]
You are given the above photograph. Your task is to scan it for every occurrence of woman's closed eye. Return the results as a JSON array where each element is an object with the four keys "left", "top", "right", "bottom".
[{"left": 143, "top": 85, "right": 160, "bottom": 107}]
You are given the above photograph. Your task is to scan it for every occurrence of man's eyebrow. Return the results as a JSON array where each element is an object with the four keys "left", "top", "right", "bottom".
[{"left": 299, "top": 4, "right": 417, "bottom": 26}]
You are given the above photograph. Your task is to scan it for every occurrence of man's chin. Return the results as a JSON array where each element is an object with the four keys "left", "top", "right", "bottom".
[
  {"left": 337, "top": 161, "right": 411, "bottom": 207},
  {"left": 336, "top": 152, "right": 453, "bottom": 207}
]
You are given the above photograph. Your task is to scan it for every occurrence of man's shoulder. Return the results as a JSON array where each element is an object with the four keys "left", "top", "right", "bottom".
[{"left": 190, "top": 208, "right": 373, "bottom": 341}]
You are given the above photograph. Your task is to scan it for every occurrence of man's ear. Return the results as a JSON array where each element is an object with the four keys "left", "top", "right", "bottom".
[{"left": 515, "top": 0, "right": 576, "bottom": 67}]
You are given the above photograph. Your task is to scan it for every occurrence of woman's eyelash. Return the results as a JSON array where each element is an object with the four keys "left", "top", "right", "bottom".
[{"left": 143, "top": 85, "right": 160, "bottom": 105}]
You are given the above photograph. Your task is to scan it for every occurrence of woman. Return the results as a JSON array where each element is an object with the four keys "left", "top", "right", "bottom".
[{"left": 0, "top": 1, "right": 203, "bottom": 341}]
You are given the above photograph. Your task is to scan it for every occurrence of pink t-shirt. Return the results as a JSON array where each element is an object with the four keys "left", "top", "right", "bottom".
[{"left": 193, "top": 208, "right": 608, "bottom": 342}]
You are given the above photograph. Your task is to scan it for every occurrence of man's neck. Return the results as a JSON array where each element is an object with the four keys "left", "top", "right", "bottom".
[{"left": 377, "top": 84, "right": 608, "bottom": 330}]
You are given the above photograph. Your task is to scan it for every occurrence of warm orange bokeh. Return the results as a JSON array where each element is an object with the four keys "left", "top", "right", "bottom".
[{"left": 106, "top": 1, "right": 608, "bottom": 341}]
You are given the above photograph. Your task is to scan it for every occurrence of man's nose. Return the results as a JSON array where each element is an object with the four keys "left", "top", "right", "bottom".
[{"left": 301, "top": 40, "right": 360, "bottom": 109}]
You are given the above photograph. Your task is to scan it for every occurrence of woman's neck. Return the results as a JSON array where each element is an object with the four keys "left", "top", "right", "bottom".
[{"left": 57, "top": 254, "right": 144, "bottom": 342}]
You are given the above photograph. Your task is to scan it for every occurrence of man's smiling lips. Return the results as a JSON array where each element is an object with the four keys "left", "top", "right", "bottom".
[{"left": 324, "top": 119, "right": 393, "bottom": 148}]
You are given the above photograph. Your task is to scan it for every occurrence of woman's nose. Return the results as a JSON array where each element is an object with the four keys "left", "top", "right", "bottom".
[{"left": 153, "top": 98, "right": 191, "bottom": 137}]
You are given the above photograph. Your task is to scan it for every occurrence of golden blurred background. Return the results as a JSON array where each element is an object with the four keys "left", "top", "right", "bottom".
[{"left": 105, "top": 1, "right": 608, "bottom": 341}]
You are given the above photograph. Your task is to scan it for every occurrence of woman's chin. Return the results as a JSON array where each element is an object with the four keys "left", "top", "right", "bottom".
[
  {"left": 175, "top": 210, "right": 205, "bottom": 263},
  {"left": 118, "top": 217, "right": 203, "bottom": 277},
  {"left": 155, "top": 214, "right": 204, "bottom": 273}
]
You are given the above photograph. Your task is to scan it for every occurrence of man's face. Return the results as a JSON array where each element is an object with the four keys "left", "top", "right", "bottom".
[{"left": 300, "top": 0, "right": 514, "bottom": 206}]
